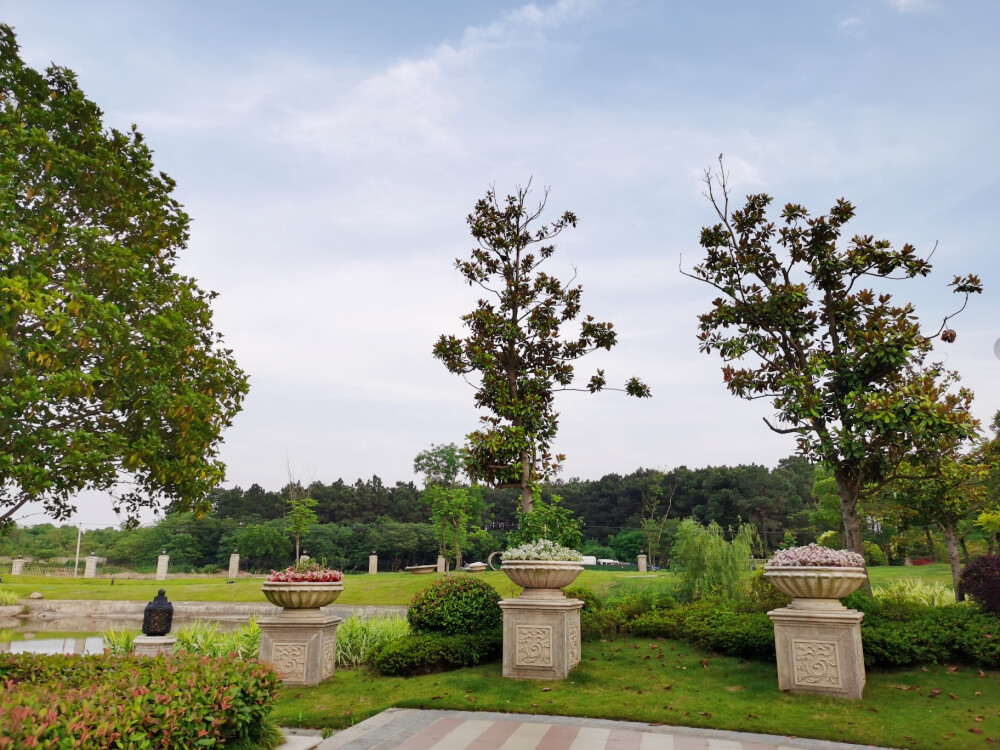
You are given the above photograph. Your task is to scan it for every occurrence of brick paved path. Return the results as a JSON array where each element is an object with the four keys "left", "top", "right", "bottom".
[{"left": 315, "top": 709, "right": 889, "bottom": 750}]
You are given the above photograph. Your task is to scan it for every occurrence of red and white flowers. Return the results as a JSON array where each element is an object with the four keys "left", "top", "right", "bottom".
[{"left": 266, "top": 560, "right": 343, "bottom": 583}]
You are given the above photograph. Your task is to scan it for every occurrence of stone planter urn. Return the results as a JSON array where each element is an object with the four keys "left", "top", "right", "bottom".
[
  {"left": 501, "top": 560, "right": 583, "bottom": 599},
  {"left": 261, "top": 581, "right": 343, "bottom": 610},
  {"left": 259, "top": 567, "right": 344, "bottom": 686},
  {"left": 763, "top": 546, "right": 868, "bottom": 700},
  {"left": 763, "top": 566, "right": 867, "bottom": 611},
  {"left": 499, "top": 545, "right": 585, "bottom": 681}
]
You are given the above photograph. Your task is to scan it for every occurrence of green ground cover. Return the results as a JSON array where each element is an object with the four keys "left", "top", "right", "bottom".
[{"left": 270, "top": 637, "right": 1000, "bottom": 749}]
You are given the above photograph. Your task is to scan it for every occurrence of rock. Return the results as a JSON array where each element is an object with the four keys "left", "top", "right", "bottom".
[{"left": 28, "top": 592, "right": 43, "bottom": 599}]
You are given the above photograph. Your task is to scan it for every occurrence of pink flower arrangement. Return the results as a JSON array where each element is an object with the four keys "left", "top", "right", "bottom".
[
  {"left": 767, "top": 543, "right": 864, "bottom": 568},
  {"left": 266, "top": 559, "right": 343, "bottom": 583}
]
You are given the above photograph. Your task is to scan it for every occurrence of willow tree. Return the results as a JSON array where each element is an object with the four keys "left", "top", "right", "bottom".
[
  {"left": 0, "top": 25, "right": 248, "bottom": 525},
  {"left": 434, "top": 183, "right": 650, "bottom": 512},
  {"left": 684, "top": 162, "right": 981, "bottom": 559}
]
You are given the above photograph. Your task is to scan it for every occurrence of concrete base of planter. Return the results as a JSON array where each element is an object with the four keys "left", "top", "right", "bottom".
[
  {"left": 258, "top": 609, "right": 341, "bottom": 686},
  {"left": 134, "top": 635, "right": 176, "bottom": 657},
  {"left": 499, "top": 596, "right": 582, "bottom": 680},
  {"left": 768, "top": 605, "right": 865, "bottom": 700}
]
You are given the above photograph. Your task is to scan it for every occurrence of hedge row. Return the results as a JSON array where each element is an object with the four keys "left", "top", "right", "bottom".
[
  {"left": 0, "top": 651, "right": 279, "bottom": 749},
  {"left": 579, "top": 591, "right": 1000, "bottom": 670},
  {"left": 371, "top": 631, "right": 503, "bottom": 676}
]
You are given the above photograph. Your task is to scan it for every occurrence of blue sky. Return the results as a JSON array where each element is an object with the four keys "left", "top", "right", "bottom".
[{"left": 4, "top": 0, "right": 998, "bottom": 527}]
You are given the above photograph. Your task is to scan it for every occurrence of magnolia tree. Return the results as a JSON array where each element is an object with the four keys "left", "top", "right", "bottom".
[
  {"left": 0, "top": 26, "right": 248, "bottom": 526},
  {"left": 684, "top": 161, "right": 982, "bottom": 563},
  {"left": 434, "top": 183, "right": 650, "bottom": 512}
]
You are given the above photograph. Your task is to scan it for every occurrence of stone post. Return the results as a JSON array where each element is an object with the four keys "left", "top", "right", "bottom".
[
  {"left": 637, "top": 554, "right": 648, "bottom": 573},
  {"left": 499, "top": 596, "right": 583, "bottom": 680},
  {"left": 258, "top": 609, "right": 342, "bottom": 686},
  {"left": 368, "top": 554, "right": 378, "bottom": 574},
  {"left": 228, "top": 553, "right": 240, "bottom": 579},
  {"left": 768, "top": 606, "right": 866, "bottom": 700},
  {"left": 436, "top": 555, "right": 446, "bottom": 574},
  {"left": 156, "top": 553, "right": 169, "bottom": 581},
  {"left": 10, "top": 558, "right": 24, "bottom": 575},
  {"left": 134, "top": 635, "right": 177, "bottom": 657},
  {"left": 84, "top": 555, "right": 98, "bottom": 578}
]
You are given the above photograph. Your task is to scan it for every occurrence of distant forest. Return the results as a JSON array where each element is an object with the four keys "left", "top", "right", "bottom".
[{"left": 2, "top": 457, "right": 832, "bottom": 573}]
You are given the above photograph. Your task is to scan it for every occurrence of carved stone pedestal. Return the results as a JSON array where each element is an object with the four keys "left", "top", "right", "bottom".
[
  {"left": 499, "top": 597, "right": 583, "bottom": 680},
  {"left": 768, "top": 606, "right": 865, "bottom": 700},
  {"left": 258, "top": 609, "right": 341, "bottom": 686},
  {"left": 133, "top": 635, "right": 176, "bottom": 657}
]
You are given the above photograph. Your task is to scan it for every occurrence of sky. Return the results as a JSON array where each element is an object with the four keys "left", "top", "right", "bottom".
[{"left": 3, "top": 0, "right": 998, "bottom": 529}]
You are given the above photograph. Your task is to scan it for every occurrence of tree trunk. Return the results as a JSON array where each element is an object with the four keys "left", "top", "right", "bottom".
[
  {"left": 834, "top": 471, "right": 872, "bottom": 596},
  {"left": 924, "top": 527, "right": 935, "bottom": 560},
  {"left": 959, "top": 535, "right": 969, "bottom": 563},
  {"left": 453, "top": 518, "right": 463, "bottom": 570},
  {"left": 520, "top": 448, "right": 533, "bottom": 512},
  {"left": 940, "top": 523, "right": 962, "bottom": 602}
]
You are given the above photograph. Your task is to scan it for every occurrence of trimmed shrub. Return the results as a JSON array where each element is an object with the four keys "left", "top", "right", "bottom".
[
  {"left": 625, "top": 595, "right": 1000, "bottom": 669},
  {"left": 371, "top": 631, "right": 502, "bottom": 676},
  {"left": 863, "top": 541, "right": 886, "bottom": 566},
  {"left": 959, "top": 554, "right": 1000, "bottom": 613},
  {"left": 564, "top": 585, "right": 603, "bottom": 612},
  {"left": 407, "top": 575, "right": 502, "bottom": 635},
  {"left": 630, "top": 601, "right": 775, "bottom": 659},
  {"left": 0, "top": 651, "right": 279, "bottom": 748}
]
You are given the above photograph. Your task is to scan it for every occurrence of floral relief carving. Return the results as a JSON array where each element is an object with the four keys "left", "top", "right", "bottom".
[
  {"left": 792, "top": 639, "right": 840, "bottom": 687},
  {"left": 323, "top": 641, "right": 336, "bottom": 678},
  {"left": 272, "top": 644, "right": 307, "bottom": 680},
  {"left": 516, "top": 625, "right": 552, "bottom": 666},
  {"left": 569, "top": 625, "right": 580, "bottom": 664}
]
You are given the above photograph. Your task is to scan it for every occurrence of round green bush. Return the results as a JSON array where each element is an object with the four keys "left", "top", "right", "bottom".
[
  {"left": 959, "top": 554, "right": 1000, "bottom": 613},
  {"left": 863, "top": 541, "right": 886, "bottom": 567},
  {"left": 407, "top": 575, "right": 502, "bottom": 636}
]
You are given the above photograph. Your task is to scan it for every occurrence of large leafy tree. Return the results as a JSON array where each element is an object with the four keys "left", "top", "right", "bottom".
[
  {"left": 684, "top": 162, "right": 981, "bottom": 559},
  {"left": 0, "top": 25, "right": 248, "bottom": 525},
  {"left": 434, "top": 183, "right": 650, "bottom": 511}
]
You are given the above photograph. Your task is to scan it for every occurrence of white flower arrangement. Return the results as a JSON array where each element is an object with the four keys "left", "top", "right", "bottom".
[
  {"left": 501, "top": 539, "right": 583, "bottom": 562},
  {"left": 767, "top": 543, "right": 864, "bottom": 568}
]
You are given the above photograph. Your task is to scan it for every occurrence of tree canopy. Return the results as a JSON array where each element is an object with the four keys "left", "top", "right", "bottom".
[
  {"left": 0, "top": 25, "right": 248, "bottom": 524},
  {"left": 684, "top": 161, "right": 982, "bottom": 558},
  {"left": 434, "top": 183, "right": 650, "bottom": 511}
]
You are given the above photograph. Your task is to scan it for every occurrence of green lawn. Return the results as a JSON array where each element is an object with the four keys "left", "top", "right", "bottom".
[
  {"left": 0, "top": 565, "right": 957, "bottom": 604},
  {"left": 0, "top": 568, "right": 668, "bottom": 604},
  {"left": 271, "top": 636, "right": 1000, "bottom": 749}
]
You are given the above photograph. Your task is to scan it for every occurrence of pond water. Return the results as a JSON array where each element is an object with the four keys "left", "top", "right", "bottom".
[
  {"left": 0, "top": 615, "right": 243, "bottom": 655},
  {"left": 1, "top": 634, "right": 105, "bottom": 655}
]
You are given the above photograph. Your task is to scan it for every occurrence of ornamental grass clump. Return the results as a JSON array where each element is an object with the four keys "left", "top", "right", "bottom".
[
  {"left": 266, "top": 559, "right": 343, "bottom": 583},
  {"left": 0, "top": 589, "right": 19, "bottom": 606},
  {"left": 502, "top": 539, "right": 582, "bottom": 561},
  {"left": 767, "top": 543, "right": 864, "bottom": 568}
]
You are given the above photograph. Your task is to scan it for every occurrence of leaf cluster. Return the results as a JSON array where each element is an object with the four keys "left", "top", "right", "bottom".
[{"left": 0, "top": 25, "right": 248, "bottom": 523}]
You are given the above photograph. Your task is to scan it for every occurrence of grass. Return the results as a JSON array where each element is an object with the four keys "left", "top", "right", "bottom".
[
  {"left": 0, "top": 568, "right": 664, "bottom": 604},
  {"left": 270, "top": 636, "right": 1000, "bottom": 749},
  {"left": 0, "top": 565, "right": 962, "bottom": 609}
]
